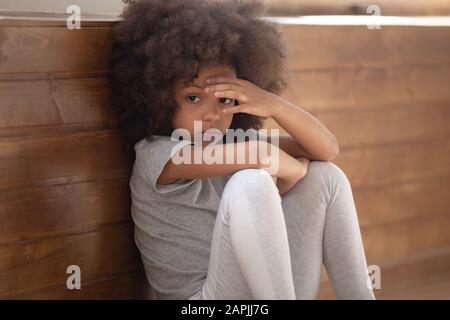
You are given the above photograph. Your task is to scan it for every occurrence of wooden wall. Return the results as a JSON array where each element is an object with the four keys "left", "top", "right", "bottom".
[
  {"left": 264, "top": 0, "right": 450, "bottom": 16},
  {"left": 264, "top": 25, "right": 450, "bottom": 299},
  {"left": 0, "top": 18, "right": 152, "bottom": 299},
  {"left": 1, "top": 16, "right": 449, "bottom": 299}
]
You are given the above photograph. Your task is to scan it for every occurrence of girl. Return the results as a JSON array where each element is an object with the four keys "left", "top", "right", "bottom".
[{"left": 110, "top": 0, "right": 375, "bottom": 300}]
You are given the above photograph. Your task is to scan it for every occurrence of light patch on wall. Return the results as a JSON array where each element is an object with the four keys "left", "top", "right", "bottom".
[
  {"left": 0, "top": 0, "right": 125, "bottom": 16},
  {"left": 263, "top": 15, "right": 450, "bottom": 27}
]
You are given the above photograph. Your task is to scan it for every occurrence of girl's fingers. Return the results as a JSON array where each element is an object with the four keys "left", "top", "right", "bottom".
[
  {"left": 222, "top": 105, "right": 243, "bottom": 114},
  {"left": 205, "top": 83, "right": 241, "bottom": 93},
  {"left": 214, "top": 90, "right": 248, "bottom": 102},
  {"left": 214, "top": 90, "right": 236, "bottom": 98}
]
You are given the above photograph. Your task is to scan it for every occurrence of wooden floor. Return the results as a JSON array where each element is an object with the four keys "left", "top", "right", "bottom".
[
  {"left": 381, "top": 280, "right": 450, "bottom": 300},
  {"left": 317, "top": 266, "right": 450, "bottom": 300},
  {"left": 318, "top": 278, "right": 450, "bottom": 300}
]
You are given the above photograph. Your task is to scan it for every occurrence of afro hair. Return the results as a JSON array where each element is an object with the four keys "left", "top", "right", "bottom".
[{"left": 109, "top": 0, "right": 288, "bottom": 162}]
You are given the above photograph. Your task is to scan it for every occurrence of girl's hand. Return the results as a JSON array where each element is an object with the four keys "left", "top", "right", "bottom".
[
  {"left": 276, "top": 156, "right": 310, "bottom": 195},
  {"left": 204, "top": 76, "right": 283, "bottom": 118},
  {"left": 296, "top": 156, "right": 310, "bottom": 174}
]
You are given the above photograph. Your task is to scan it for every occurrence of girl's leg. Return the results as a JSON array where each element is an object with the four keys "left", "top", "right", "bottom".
[
  {"left": 281, "top": 161, "right": 375, "bottom": 300},
  {"left": 190, "top": 168, "right": 296, "bottom": 300}
]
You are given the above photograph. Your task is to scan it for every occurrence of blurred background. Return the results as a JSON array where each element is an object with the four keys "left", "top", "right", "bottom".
[
  {"left": 2, "top": 0, "right": 450, "bottom": 15},
  {"left": 0, "top": 0, "right": 449, "bottom": 299}
]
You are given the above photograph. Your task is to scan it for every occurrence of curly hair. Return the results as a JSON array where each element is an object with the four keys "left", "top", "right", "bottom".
[{"left": 109, "top": 0, "right": 288, "bottom": 162}]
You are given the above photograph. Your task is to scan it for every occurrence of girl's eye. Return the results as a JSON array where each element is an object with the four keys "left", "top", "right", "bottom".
[
  {"left": 220, "top": 98, "right": 234, "bottom": 105},
  {"left": 186, "top": 95, "right": 200, "bottom": 103},
  {"left": 185, "top": 95, "right": 234, "bottom": 105}
]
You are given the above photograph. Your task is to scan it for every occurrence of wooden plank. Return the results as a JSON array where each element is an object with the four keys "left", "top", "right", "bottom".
[
  {"left": 317, "top": 246, "right": 450, "bottom": 299},
  {"left": 281, "top": 65, "right": 450, "bottom": 113},
  {"left": 380, "top": 278, "right": 450, "bottom": 300},
  {"left": 1, "top": 126, "right": 448, "bottom": 191},
  {"left": 0, "top": 223, "right": 141, "bottom": 297},
  {"left": 334, "top": 138, "right": 450, "bottom": 188},
  {"left": 362, "top": 213, "right": 450, "bottom": 264},
  {"left": 0, "top": 70, "right": 110, "bottom": 81},
  {"left": 11, "top": 271, "right": 153, "bottom": 300},
  {"left": 282, "top": 25, "right": 450, "bottom": 70},
  {"left": 317, "top": 103, "right": 450, "bottom": 149},
  {"left": 2, "top": 25, "right": 450, "bottom": 74},
  {"left": 0, "top": 129, "right": 130, "bottom": 189},
  {"left": 0, "top": 122, "right": 118, "bottom": 139},
  {"left": 0, "top": 178, "right": 131, "bottom": 245},
  {"left": 0, "top": 77, "right": 115, "bottom": 128},
  {"left": 263, "top": 102, "right": 450, "bottom": 149},
  {"left": 0, "top": 27, "right": 111, "bottom": 74},
  {"left": 355, "top": 176, "right": 450, "bottom": 229}
]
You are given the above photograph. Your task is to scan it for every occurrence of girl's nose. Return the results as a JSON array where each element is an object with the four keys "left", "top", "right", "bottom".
[{"left": 203, "top": 102, "right": 222, "bottom": 122}]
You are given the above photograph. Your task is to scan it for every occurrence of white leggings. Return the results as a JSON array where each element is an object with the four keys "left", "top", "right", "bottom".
[{"left": 189, "top": 161, "right": 376, "bottom": 300}]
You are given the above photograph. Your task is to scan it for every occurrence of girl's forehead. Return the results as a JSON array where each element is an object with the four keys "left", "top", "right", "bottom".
[{"left": 179, "top": 69, "right": 236, "bottom": 89}]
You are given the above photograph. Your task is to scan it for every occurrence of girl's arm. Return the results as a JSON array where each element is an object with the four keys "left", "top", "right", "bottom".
[
  {"left": 157, "top": 140, "right": 307, "bottom": 189},
  {"left": 275, "top": 156, "right": 310, "bottom": 195},
  {"left": 269, "top": 98, "right": 339, "bottom": 161},
  {"left": 204, "top": 76, "right": 339, "bottom": 162}
]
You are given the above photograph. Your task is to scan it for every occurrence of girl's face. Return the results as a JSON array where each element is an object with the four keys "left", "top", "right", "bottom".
[{"left": 172, "top": 61, "right": 236, "bottom": 143}]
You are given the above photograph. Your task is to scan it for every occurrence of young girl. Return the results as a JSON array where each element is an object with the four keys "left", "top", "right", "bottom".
[{"left": 110, "top": 0, "right": 376, "bottom": 300}]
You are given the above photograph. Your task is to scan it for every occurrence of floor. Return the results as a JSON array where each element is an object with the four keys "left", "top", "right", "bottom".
[{"left": 317, "top": 278, "right": 450, "bottom": 300}]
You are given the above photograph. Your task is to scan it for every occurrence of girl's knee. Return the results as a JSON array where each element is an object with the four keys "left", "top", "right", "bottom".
[
  {"left": 220, "top": 168, "right": 280, "bottom": 222},
  {"left": 226, "top": 168, "right": 276, "bottom": 194},
  {"left": 307, "top": 161, "right": 350, "bottom": 187}
]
